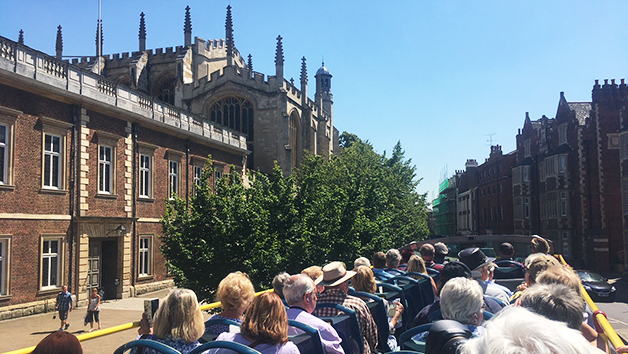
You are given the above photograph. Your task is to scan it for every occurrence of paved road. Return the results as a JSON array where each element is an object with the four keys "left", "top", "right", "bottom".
[
  {"left": 597, "top": 275, "right": 628, "bottom": 343},
  {"left": 0, "top": 288, "right": 182, "bottom": 354}
]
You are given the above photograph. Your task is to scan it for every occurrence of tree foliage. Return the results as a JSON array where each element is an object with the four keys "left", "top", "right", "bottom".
[{"left": 160, "top": 133, "right": 429, "bottom": 301}]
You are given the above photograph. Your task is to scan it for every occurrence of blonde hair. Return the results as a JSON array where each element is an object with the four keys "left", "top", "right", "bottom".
[
  {"left": 301, "top": 266, "right": 323, "bottom": 282},
  {"left": 217, "top": 271, "right": 255, "bottom": 311},
  {"left": 241, "top": 292, "right": 288, "bottom": 345},
  {"left": 153, "top": 289, "right": 204, "bottom": 343},
  {"left": 407, "top": 255, "right": 428, "bottom": 279},
  {"left": 536, "top": 266, "right": 581, "bottom": 296},
  {"left": 531, "top": 237, "right": 550, "bottom": 254},
  {"left": 352, "top": 267, "right": 377, "bottom": 294}
]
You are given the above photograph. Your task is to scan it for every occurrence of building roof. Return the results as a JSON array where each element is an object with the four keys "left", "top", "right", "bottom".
[
  {"left": 316, "top": 63, "right": 331, "bottom": 76},
  {"left": 567, "top": 102, "right": 591, "bottom": 125}
]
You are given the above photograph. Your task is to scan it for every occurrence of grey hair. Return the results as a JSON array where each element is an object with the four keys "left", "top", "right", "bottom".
[
  {"left": 272, "top": 272, "right": 291, "bottom": 299},
  {"left": 283, "top": 274, "right": 316, "bottom": 305},
  {"left": 440, "top": 277, "right": 483, "bottom": 324},
  {"left": 461, "top": 307, "right": 600, "bottom": 354},
  {"left": 386, "top": 249, "right": 402, "bottom": 268},
  {"left": 354, "top": 257, "right": 371, "bottom": 269},
  {"left": 520, "top": 284, "right": 584, "bottom": 330}
]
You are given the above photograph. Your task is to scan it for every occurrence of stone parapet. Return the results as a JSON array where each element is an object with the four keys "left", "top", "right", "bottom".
[{"left": 0, "top": 36, "right": 248, "bottom": 154}]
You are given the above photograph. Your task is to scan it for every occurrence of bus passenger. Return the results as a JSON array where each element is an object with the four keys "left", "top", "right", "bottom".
[
  {"left": 420, "top": 244, "right": 444, "bottom": 272},
  {"left": 385, "top": 249, "right": 405, "bottom": 275},
  {"left": 137, "top": 289, "right": 205, "bottom": 354},
  {"left": 206, "top": 272, "right": 255, "bottom": 335},
  {"left": 372, "top": 252, "right": 393, "bottom": 280},
  {"left": 273, "top": 272, "right": 291, "bottom": 300},
  {"left": 458, "top": 248, "right": 510, "bottom": 304},
  {"left": 313, "top": 261, "right": 379, "bottom": 354},
  {"left": 213, "top": 293, "right": 300, "bottom": 354},
  {"left": 284, "top": 274, "right": 344, "bottom": 354},
  {"left": 433, "top": 242, "right": 449, "bottom": 265},
  {"left": 406, "top": 255, "right": 438, "bottom": 295},
  {"left": 413, "top": 277, "right": 485, "bottom": 342},
  {"left": 352, "top": 267, "right": 404, "bottom": 350},
  {"left": 531, "top": 236, "right": 551, "bottom": 254},
  {"left": 460, "top": 307, "right": 604, "bottom": 354},
  {"left": 353, "top": 257, "right": 371, "bottom": 269}
]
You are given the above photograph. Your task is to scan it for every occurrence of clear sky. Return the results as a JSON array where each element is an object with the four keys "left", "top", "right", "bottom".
[{"left": 2, "top": 1, "right": 628, "bottom": 202}]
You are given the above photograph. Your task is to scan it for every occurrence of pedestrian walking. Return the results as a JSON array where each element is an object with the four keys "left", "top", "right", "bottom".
[
  {"left": 85, "top": 287, "right": 101, "bottom": 332},
  {"left": 55, "top": 285, "right": 73, "bottom": 331}
]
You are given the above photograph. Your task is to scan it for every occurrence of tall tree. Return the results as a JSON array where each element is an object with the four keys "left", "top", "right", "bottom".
[{"left": 160, "top": 134, "right": 429, "bottom": 301}]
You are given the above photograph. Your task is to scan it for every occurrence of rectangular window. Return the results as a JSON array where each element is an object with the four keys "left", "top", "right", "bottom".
[
  {"left": 524, "top": 139, "right": 531, "bottom": 157},
  {"left": 0, "top": 113, "right": 16, "bottom": 187},
  {"left": 500, "top": 206, "right": 504, "bottom": 221},
  {"left": 558, "top": 155, "right": 566, "bottom": 173},
  {"left": 41, "top": 236, "right": 63, "bottom": 289},
  {"left": 0, "top": 237, "right": 10, "bottom": 296},
  {"left": 621, "top": 133, "right": 628, "bottom": 160},
  {"left": 140, "top": 154, "right": 151, "bottom": 198},
  {"left": 512, "top": 167, "right": 521, "bottom": 185},
  {"left": 524, "top": 197, "right": 530, "bottom": 219},
  {"left": 522, "top": 166, "right": 529, "bottom": 182},
  {"left": 139, "top": 236, "right": 152, "bottom": 277},
  {"left": 98, "top": 145, "right": 113, "bottom": 193},
  {"left": 561, "top": 191, "right": 567, "bottom": 216},
  {"left": 43, "top": 134, "right": 62, "bottom": 188},
  {"left": 0, "top": 124, "right": 6, "bottom": 185},
  {"left": 559, "top": 124, "right": 567, "bottom": 145},
  {"left": 169, "top": 161, "right": 179, "bottom": 198},
  {"left": 514, "top": 197, "right": 522, "bottom": 220}
]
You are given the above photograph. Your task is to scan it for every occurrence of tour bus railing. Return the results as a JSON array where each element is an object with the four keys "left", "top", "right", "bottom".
[
  {"left": 556, "top": 254, "right": 623, "bottom": 351},
  {"left": 1, "top": 289, "right": 274, "bottom": 354}
]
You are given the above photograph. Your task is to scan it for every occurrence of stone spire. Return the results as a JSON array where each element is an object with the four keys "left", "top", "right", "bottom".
[
  {"left": 18, "top": 29, "right": 24, "bottom": 45},
  {"left": 275, "top": 35, "right": 284, "bottom": 85},
  {"left": 225, "top": 5, "right": 234, "bottom": 66},
  {"left": 95, "top": 19, "right": 104, "bottom": 57},
  {"left": 139, "top": 12, "right": 146, "bottom": 51},
  {"left": 55, "top": 25, "right": 63, "bottom": 59},
  {"left": 300, "top": 57, "right": 308, "bottom": 106},
  {"left": 184, "top": 5, "right": 192, "bottom": 46},
  {"left": 247, "top": 54, "right": 253, "bottom": 78}
]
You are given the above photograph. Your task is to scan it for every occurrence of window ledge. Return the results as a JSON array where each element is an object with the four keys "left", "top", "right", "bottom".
[
  {"left": 38, "top": 287, "right": 61, "bottom": 296},
  {"left": 0, "top": 294, "right": 13, "bottom": 301},
  {"left": 0, "top": 184, "right": 15, "bottom": 191},
  {"left": 138, "top": 197, "right": 155, "bottom": 203},
  {"left": 96, "top": 193, "right": 118, "bottom": 200},
  {"left": 138, "top": 275, "right": 154, "bottom": 281},
  {"left": 39, "top": 188, "right": 68, "bottom": 195}
]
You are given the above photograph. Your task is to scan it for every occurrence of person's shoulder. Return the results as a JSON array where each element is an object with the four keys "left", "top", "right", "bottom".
[
  {"left": 216, "top": 332, "right": 238, "bottom": 342},
  {"left": 281, "top": 340, "right": 300, "bottom": 354}
]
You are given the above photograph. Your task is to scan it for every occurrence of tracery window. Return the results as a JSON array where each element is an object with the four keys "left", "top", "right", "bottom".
[
  {"left": 158, "top": 79, "right": 176, "bottom": 105},
  {"left": 207, "top": 97, "right": 254, "bottom": 137}
]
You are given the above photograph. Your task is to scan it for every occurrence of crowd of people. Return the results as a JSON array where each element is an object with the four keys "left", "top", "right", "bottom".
[{"left": 32, "top": 236, "right": 621, "bottom": 354}]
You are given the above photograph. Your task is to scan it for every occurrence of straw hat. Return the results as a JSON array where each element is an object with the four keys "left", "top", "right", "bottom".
[{"left": 315, "top": 261, "right": 357, "bottom": 287}]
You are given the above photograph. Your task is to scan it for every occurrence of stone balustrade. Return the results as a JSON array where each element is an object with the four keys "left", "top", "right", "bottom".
[{"left": 0, "top": 35, "right": 248, "bottom": 152}]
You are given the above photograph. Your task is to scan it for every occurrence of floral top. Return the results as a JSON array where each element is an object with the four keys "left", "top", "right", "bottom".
[
  {"left": 134, "top": 334, "right": 203, "bottom": 354},
  {"left": 205, "top": 314, "right": 243, "bottom": 335}
]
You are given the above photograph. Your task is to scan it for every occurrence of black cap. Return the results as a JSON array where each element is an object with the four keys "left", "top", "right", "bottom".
[{"left": 440, "top": 261, "right": 472, "bottom": 283}]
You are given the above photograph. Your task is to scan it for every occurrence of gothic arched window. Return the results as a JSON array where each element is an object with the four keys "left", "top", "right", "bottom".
[
  {"left": 157, "top": 79, "right": 176, "bottom": 105},
  {"left": 207, "top": 97, "right": 254, "bottom": 138}
]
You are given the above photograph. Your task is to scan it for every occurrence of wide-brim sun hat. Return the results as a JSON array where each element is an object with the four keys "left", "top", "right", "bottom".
[{"left": 315, "top": 261, "right": 357, "bottom": 287}]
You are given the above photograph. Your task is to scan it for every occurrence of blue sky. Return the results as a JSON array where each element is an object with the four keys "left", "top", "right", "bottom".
[{"left": 2, "top": 1, "right": 628, "bottom": 202}]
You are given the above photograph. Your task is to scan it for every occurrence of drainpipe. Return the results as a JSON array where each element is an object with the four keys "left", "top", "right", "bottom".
[
  {"left": 131, "top": 124, "right": 138, "bottom": 290},
  {"left": 68, "top": 106, "right": 79, "bottom": 295},
  {"left": 186, "top": 139, "right": 190, "bottom": 208}
]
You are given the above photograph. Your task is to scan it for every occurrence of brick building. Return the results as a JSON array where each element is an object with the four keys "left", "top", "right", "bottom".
[
  {"left": 0, "top": 5, "right": 337, "bottom": 317},
  {"left": 476, "top": 145, "right": 516, "bottom": 235}
]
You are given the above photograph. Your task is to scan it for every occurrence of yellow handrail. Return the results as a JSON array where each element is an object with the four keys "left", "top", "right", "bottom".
[
  {"left": 1, "top": 289, "right": 274, "bottom": 354},
  {"left": 556, "top": 254, "right": 624, "bottom": 350}
]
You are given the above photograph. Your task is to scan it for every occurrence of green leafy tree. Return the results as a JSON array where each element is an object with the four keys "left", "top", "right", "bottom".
[{"left": 160, "top": 134, "right": 429, "bottom": 301}]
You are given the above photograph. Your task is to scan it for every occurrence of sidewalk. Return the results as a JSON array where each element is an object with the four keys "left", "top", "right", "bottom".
[{"left": 0, "top": 288, "right": 175, "bottom": 354}]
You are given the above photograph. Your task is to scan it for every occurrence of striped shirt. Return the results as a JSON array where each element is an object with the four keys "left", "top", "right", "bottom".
[{"left": 313, "top": 288, "right": 378, "bottom": 354}]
